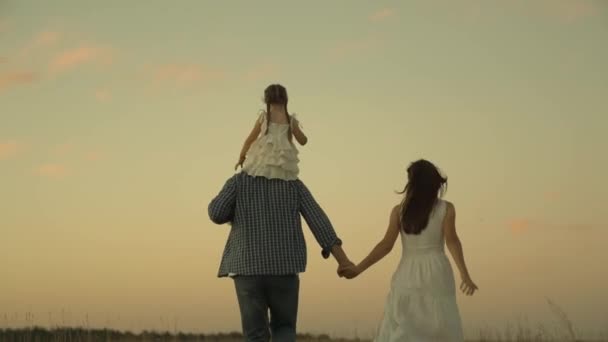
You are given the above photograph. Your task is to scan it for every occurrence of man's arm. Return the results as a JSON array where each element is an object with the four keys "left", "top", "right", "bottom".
[
  {"left": 329, "top": 244, "right": 352, "bottom": 267},
  {"left": 297, "top": 180, "right": 349, "bottom": 264},
  {"left": 208, "top": 175, "right": 238, "bottom": 224}
]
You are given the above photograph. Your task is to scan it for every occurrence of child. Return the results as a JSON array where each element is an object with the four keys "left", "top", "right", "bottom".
[{"left": 234, "top": 84, "right": 308, "bottom": 181}]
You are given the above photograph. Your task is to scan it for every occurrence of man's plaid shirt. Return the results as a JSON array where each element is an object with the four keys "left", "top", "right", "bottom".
[{"left": 208, "top": 173, "right": 342, "bottom": 277}]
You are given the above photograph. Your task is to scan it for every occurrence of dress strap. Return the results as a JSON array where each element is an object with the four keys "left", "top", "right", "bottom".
[
  {"left": 258, "top": 110, "right": 268, "bottom": 133},
  {"left": 436, "top": 199, "right": 448, "bottom": 221}
]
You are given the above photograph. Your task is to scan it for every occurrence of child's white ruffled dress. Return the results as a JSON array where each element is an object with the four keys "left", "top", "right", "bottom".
[{"left": 241, "top": 112, "right": 301, "bottom": 181}]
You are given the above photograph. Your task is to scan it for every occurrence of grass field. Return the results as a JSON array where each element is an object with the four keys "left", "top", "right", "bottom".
[
  {"left": 1, "top": 300, "right": 606, "bottom": 341},
  {"left": 1, "top": 326, "right": 606, "bottom": 341}
]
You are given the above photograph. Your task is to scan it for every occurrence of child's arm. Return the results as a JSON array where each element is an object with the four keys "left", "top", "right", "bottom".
[
  {"left": 235, "top": 118, "right": 262, "bottom": 170},
  {"left": 291, "top": 116, "right": 308, "bottom": 146}
]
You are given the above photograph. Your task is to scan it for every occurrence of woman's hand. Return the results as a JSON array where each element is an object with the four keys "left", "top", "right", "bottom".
[
  {"left": 338, "top": 263, "right": 361, "bottom": 279},
  {"left": 460, "top": 275, "right": 478, "bottom": 296}
]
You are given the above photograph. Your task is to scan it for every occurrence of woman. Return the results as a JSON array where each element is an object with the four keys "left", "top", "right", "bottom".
[{"left": 339, "top": 159, "right": 477, "bottom": 341}]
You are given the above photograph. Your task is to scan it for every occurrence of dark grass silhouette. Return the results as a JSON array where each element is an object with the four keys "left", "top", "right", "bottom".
[
  {"left": 0, "top": 328, "right": 358, "bottom": 342},
  {"left": 1, "top": 300, "right": 606, "bottom": 341},
  {"left": 1, "top": 326, "right": 605, "bottom": 342}
]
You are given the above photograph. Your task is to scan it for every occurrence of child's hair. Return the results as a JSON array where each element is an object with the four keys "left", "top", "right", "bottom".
[{"left": 264, "top": 84, "right": 292, "bottom": 141}]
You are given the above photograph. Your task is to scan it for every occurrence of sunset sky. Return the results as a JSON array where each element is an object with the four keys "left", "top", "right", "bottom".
[{"left": 1, "top": 0, "right": 607, "bottom": 339}]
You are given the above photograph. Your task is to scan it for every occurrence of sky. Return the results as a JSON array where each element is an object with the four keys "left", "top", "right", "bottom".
[{"left": 1, "top": 0, "right": 607, "bottom": 339}]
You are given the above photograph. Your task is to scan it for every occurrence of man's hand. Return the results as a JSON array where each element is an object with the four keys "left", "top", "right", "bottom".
[
  {"left": 336, "top": 260, "right": 354, "bottom": 278},
  {"left": 338, "top": 263, "right": 361, "bottom": 279}
]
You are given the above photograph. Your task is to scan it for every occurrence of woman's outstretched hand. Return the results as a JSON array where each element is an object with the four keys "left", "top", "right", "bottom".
[
  {"left": 460, "top": 275, "right": 478, "bottom": 296},
  {"left": 338, "top": 263, "right": 361, "bottom": 279}
]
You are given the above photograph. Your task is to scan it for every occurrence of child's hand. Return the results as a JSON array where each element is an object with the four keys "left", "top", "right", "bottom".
[{"left": 234, "top": 156, "right": 245, "bottom": 170}]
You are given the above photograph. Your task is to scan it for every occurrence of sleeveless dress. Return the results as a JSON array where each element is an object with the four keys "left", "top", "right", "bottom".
[
  {"left": 241, "top": 112, "right": 300, "bottom": 181},
  {"left": 374, "top": 199, "right": 464, "bottom": 342}
]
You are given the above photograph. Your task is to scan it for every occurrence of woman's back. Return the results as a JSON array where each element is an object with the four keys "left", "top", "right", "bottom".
[{"left": 401, "top": 199, "right": 447, "bottom": 255}]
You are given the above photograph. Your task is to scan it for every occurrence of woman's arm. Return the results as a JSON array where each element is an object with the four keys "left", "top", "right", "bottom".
[
  {"left": 291, "top": 117, "right": 308, "bottom": 146},
  {"left": 339, "top": 205, "right": 401, "bottom": 278},
  {"left": 235, "top": 118, "right": 262, "bottom": 170},
  {"left": 444, "top": 202, "right": 478, "bottom": 295}
]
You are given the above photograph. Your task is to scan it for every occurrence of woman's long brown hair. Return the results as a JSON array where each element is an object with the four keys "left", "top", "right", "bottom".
[{"left": 398, "top": 159, "right": 448, "bottom": 234}]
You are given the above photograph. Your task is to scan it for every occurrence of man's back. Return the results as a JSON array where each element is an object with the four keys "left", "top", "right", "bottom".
[{"left": 208, "top": 173, "right": 340, "bottom": 277}]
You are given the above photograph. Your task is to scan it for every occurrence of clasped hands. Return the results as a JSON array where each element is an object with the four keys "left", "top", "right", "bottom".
[{"left": 337, "top": 260, "right": 361, "bottom": 279}]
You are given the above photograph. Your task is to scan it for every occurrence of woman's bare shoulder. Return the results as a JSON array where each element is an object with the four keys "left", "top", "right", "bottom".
[{"left": 442, "top": 200, "right": 455, "bottom": 216}]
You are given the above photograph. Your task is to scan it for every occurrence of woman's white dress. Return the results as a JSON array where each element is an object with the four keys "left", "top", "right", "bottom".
[{"left": 374, "top": 199, "right": 464, "bottom": 342}]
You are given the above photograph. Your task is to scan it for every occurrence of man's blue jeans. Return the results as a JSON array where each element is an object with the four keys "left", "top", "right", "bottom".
[{"left": 233, "top": 275, "right": 299, "bottom": 342}]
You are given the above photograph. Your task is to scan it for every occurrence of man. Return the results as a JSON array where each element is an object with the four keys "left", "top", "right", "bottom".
[{"left": 208, "top": 172, "right": 352, "bottom": 342}]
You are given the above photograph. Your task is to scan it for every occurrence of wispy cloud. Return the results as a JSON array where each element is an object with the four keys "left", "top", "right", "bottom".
[
  {"left": 0, "top": 141, "right": 21, "bottom": 160},
  {"left": 0, "top": 70, "right": 38, "bottom": 92},
  {"left": 369, "top": 8, "right": 395, "bottom": 22},
  {"left": 20, "top": 30, "right": 61, "bottom": 57},
  {"left": 508, "top": 218, "right": 531, "bottom": 234},
  {"left": 84, "top": 150, "right": 104, "bottom": 162},
  {"left": 49, "top": 45, "right": 113, "bottom": 73},
  {"left": 144, "top": 63, "right": 224, "bottom": 87},
  {"left": 49, "top": 143, "right": 105, "bottom": 162},
  {"left": 36, "top": 163, "right": 70, "bottom": 178},
  {"left": 95, "top": 88, "right": 111, "bottom": 102}
]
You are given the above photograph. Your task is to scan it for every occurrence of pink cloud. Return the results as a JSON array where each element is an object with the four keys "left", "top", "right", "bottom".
[
  {"left": 84, "top": 150, "right": 104, "bottom": 162},
  {"left": 508, "top": 218, "right": 531, "bottom": 234},
  {"left": 370, "top": 8, "right": 395, "bottom": 22},
  {"left": 145, "top": 63, "right": 224, "bottom": 87},
  {"left": 0, "top": 57, "right": 7, "bottom": 63},
  {"left": 18, "top": 30, "right": 62, "bottom": 59},
  {"left": 0, "top": 70, "right": 38, "bottom": 92},
  {"left": 49, "top": 45, "right": 112, "bottom": 73},
  {"left": 36, "top": 163, "right": 69, "bottom": 178},
  {"left": 0, "top": 141, "right": 21, "bottom": 160},
  {"left": 95, "top": 88, "right": 111, "bottom": 102}
]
